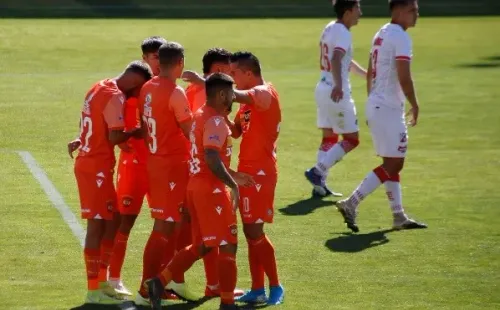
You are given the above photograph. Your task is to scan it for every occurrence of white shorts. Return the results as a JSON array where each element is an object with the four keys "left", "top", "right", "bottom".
[
  {"left": 366, "top": 103, "right": 408, "bottom": 158},
  {"left": 315, "top": 81, "right": 359, "bottom": 134}
]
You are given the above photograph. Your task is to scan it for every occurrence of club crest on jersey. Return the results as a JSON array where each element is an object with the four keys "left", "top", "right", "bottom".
[
  {"left": 229, "top": 224, "right": 238, "bottom": 236},
  {"left": 169, "top": 182, "right": 176, "bottom": 190}
]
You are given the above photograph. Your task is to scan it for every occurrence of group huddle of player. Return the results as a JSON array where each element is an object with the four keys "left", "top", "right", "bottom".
[
  {"left": 67, "top": 0, "right": 428, "bottom": 309},
  {"left": 305, "top": 0, "right": 427, "bottom": 232},
  {"left": 68, "top": 35, "right": 284, "bottom": 308}
]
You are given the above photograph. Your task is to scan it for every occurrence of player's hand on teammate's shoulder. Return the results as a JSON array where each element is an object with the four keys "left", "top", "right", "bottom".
[
  {"left": 182, "top": 70, "right": 204, "bottom": 85},
  {"left": 406, "top": 105, "right": 419, "bottom": 127},
  {"left": 331, "top": 85, "right": 343, "bottom": 102},
  {"left": 67, "top": 139, "right": 81, "bottom": 159},
  {"left": 233, "top": 172, "right": 256, "bottom": 187}
]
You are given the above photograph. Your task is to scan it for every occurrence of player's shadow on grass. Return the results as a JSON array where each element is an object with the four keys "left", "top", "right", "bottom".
[
  {"left": 325, "top": 229, "right": 394, "bottom": 253},
  {"left": 279, "top": 197, "right": 336, "bottom": 216},
  {"left": 457, "top": 55, "right": 500, "bottom": 68},
  {"left": 70, "top": 299, "right": 208, "bottom": 310}
]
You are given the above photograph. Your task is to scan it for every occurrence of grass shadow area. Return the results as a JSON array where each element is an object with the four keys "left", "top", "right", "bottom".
[
  {"left": 279, "top": 197, "right": 336, "bottom": 216},
  {"left": 324, "top": 229, "right": 395, "bottom": 253}
]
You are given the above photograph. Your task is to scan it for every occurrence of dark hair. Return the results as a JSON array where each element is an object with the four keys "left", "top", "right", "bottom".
[
  {"left": 158, "top": 42, "right": 184, "bottom": 67},
  {"left": 205, "top": 73, "right": 234, "bottom": 99},
  {"left": 141, "top": 36, "right": 167, "bottom": 54},
  {"left": 230, "top": 51, "right": 261, "bottom": 76},
  {"left": 202, "top": 48, "right": 232, "bottom": 74},
  {"left": 389, "top": 0, "right": 415, "bottom": 11},
  {"left": 125, "top": 60, "right": 153, "bottom": 81},
  {"left": 334, "top": 0, "right": 359, "bottom": 19}
]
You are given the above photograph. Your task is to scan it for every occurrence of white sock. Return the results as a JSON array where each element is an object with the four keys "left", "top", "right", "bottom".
[
  {"left": 316, "top": 149, "right": 329, "bottom": 181},
  {"left": 315, "top": 143, "right": 346, "bottom": 175},
  {"left": 384, "top": 181, "right": 405, "bottom": 215},
  {"left": 347, "top": 171, "right": 383, "bottom": 209}
]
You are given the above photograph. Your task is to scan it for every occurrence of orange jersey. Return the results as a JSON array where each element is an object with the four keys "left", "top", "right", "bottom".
[
  {"left": 189, "top": 105, "right": 232, "bottom": 183},
  {"left": 77, "top": 79, "right": 125, "bottom": 164},
  {"left": 139, "top": 76, "right": 192, "bottom": 159},
  {"left": 236, "top": 83, "right": 281, "bottom": 172},
  {"left": 185, "top": 83, "right": 206, "bottom": 113},
  {"left": 120, "top": 97, "right": 148, "bottom": 164}
]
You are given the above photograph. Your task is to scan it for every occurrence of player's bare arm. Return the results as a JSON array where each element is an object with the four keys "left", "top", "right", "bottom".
[
  {"left": 396, "top": 60, "right": 419, "bottom": 126},
  {"left": 108, "top": 128, "right": 142, "bottom": 145},
  {"left": 179, "top": 120, "right": 193, "bottom": 139},
  {"left": 331, "top": 49, "right": 345, "bottom": 102},
  {"left": 233, "top": 90, "right": 255, "bottom": 105},
  {"left": 366, "top": 53, "right": 373, "bottom": 95},
  {"left": 181, "top": 70, "right": 205, "bottom": 85},
  {"left": 350, "top": 59, "right": 367, "bottom": 78},
  {"left": 229, "top": 169, "right": 256, "bottom": 187},
  {"left": 67, "top": 138, "right": 81, "bottom": 159},
  {"left": 225, "top": 115, "right": 242, "bottom": 139},
  {"left": 205, "top": 148, "right": 240, "bottom": 209}
]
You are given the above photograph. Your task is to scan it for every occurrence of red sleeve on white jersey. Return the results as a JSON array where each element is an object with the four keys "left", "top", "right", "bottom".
[{"left": 394, "top": 32, "right": 412, "bottom": 61}]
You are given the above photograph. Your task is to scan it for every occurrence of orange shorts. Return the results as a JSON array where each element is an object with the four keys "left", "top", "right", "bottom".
[
  {"left": 187, "top": 177, "right": 238, "bottom": 248},
  {"left": 147, "top": 156, "right": 188, "bottom": 222},
  {"left": 238, "top": 166, "right": 277, "bottom": 224},
  {"left": 116, "top": 159, "right": 149, "bottom": 215},
  {"left": 74, "top": 157, "right": 116, "bottom": 220}
]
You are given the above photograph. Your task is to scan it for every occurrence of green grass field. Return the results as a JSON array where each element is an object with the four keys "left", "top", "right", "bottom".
[{"left": 1, "top": 17, "right": 500, "bottom": 310}]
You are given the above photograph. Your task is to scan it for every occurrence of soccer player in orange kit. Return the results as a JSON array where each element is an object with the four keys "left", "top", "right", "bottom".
[
  {"left": 68, "top": 61, "right": 152, "bottom": 305},
  {"left": 145, "top": 72, "right": 255, "bottom": 310}
]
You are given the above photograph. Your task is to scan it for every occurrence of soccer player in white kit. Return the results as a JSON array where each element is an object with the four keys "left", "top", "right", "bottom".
[
  {"left": 305, "top": 0, "right": 367, "bottom": 198},
  {"left": 336, "top": 0, "right": 427, "bottom": 232}
]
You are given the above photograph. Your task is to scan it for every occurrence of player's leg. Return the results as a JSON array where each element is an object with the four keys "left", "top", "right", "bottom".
[
  {"left": 307, "top": 98, "right": 360, "bottom": 196},
  {"left": 145, "top": 185, "right": 208, "bottom": 309},
  {"left": 218, "top": 242, "right": 238, "bottom": 309},
  {"left": 336, "top": 105, "right": 426, "bottom": 231},
  {"left": 238, "top": 174, "right": 283, "bottom": 305},
  {"left": 306, "top": 83, "right": 345, "bottom": 196},
  {"left": 381, "top": 157, "right": 427, "bottom": 229},
  {"left": 75, "top": 160, "right": 124, "bottom": 304}
]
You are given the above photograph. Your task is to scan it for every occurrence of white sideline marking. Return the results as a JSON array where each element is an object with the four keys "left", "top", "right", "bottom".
[{"left": 17, "top": 151, "right": 85, "bottom": 247}]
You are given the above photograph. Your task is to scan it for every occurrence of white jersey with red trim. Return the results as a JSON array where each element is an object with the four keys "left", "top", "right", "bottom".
[
  {"left": 368, "top": 23, "right": 413, "bottom": 110},
  {"left": 318, "top": 21, "right": 353, "bottom": 96}
]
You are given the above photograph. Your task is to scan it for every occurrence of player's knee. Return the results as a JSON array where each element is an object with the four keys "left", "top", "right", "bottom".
[
  {"left": 119, "top": 215, "right": 137, "bottom": 234},
  {"left": 341, "top": 137, "right": 360, "bottom": 152},
  {"left": 198, "top": 244, "right": 212, "bottom": 257},
  {"left": 219, "top": 243, "right": 238, "bottom": 255},
  {"left": 243, "top": 224, "right": 265, "bottom": 240},
  {"left": 382, "top": 158, "right": 404, "bottom": 176}
]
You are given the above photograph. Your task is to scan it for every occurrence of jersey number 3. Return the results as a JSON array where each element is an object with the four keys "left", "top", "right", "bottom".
[
  {"left": 143, "top": 116, "right": 157, "bottom": 154},
  {"left": 319, "top": 42, "right": 331, "bottom": 72}
]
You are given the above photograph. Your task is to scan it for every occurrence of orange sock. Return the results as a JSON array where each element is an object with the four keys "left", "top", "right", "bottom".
[
  {"left": 203, "top": 247, "right": 219, "bottom": 288},
  {"left": 218, "top": 251, "right": 237, "bottom": 305},
  {"left": 160, "top": 245, "right": 199, "bottom": 287},
  {"left": 254, "top": 235, "right": 280, "bottom": 287},
  {"left": 247, "top": 238, "right": 265, "bottom": 290},
  {"left": 108, "top": 232, "right": 129, "bottom": 279},
  {"left": 171, "top": 222, "right": 191, "bottom": 283},
  {"left": 84, "top": 248, "right": 101, "bottom": 290},
  {"left": 140, "top": 231, "right": 171, "bottom": 294},
  {"left": 99, "top": 238, "right": 114, "bottom": 282}
]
